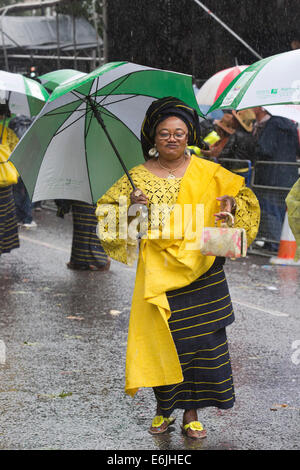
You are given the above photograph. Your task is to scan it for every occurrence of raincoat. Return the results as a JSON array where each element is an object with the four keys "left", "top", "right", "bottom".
[
  {"left": 286, "top": 178, "right": 300, "bottom": 261},
  {"left": 254, "top": 116, "right": 299, "bottom": 187}
]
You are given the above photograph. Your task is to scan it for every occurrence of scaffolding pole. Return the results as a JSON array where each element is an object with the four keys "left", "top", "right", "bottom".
[
  {"left": 56, "top": 5, "right": 61, "bottom": 69},
  {"left": 92, "top": 0, "right": 102, "bottom": 66},
  {"left": 102, "top": 0, "right": 108, "bottom": 64},
  {"left": 0, "top": 0, "right": 103, "bottom": 72},
  {"left": 192, "top": 0, "right": 263, "bottom": 60},
  {"left": 0, "top": 0, "right": 71, "bottom": 14},
  {"left": 6, "top": 54, "right": 98, "bottom": 62}
]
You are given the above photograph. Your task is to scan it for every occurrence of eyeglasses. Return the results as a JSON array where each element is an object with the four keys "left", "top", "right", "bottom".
[{"left": 156, "top": 131, "right": 187, "bottom": 140}]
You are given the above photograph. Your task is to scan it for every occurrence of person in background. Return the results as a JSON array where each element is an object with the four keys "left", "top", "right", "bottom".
[
  {"left": 8, "top": 115, "right": 37, "bottom": 229},
  {"left": 252, "top": 107, "right": 299, "bottom": 187},
  {"left": 188, "top": 118, "right": 220, "bottom": 157},
  {"left": 200, "top": 113, "right": 236, "bottom": 159},
  {"left": 286, "top": 177, "right": 300, "bottom": 262},
  {"left": 55, "top": 199, "right": 111, "bottom": 272},
  {"left": 290, "top": 34, "right": 300, "bottom": 50},
  {"left": 192, "top": 76, "right": 200, "bottom": 96},
  {"left": 215, "top": 109, "right": 256, "bottom": 183},
  {"left": 252, "top": 106, "right": 300, "bottom": 252},
  {"left": 0, "top": 103, "right": 20, "bottom": 257}
]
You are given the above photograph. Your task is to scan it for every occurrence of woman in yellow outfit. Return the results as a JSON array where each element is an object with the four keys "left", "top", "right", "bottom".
[
  {"left": 0, "top": 103, "right": 20, "bottom": 257},
  {"left": 286, "top": 177, "right": 300, "bottom": 261},
  {"left": 96, "top": 97, "right": 260, "bottom": 439}
]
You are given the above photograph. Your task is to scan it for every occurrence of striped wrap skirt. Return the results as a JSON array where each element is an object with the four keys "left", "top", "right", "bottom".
[
  {"left": 153, "top": 261, "right": 235, "bottom": 417},
  {"left": 70, "top": 202, "right": 109, "bottom": 268},
  {"left": 0, "top": 186, "right": 19, "bottom": 255}
]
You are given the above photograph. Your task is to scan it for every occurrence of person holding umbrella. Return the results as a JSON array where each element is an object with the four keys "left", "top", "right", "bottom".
[
  {"left": 200, "top": 113, "right": 236, "bottom": 159},
  {"left": 96, "top": 97, "right": 260, "bottom": 439},
  {"left": 285, "top": 177, "right": 300, "bottom": 262},
  {"left": 0, "top": 102, "right": 20, "bottom": 257},
  {"left": 252, "top": 106, "right": 299, "bottom": 252},
  {"left": 212, "top": 109, "right": 256, "bottom": 180},
  {"left": 55, "top": 198, "right": 111, "bottom": 272},
  {"left": 8, "top": 114, "right": 37, "bottom": 229}
]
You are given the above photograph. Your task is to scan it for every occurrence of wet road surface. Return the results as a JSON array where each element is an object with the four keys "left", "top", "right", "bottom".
[{"left": 0, "top": 205, "right": 299, "bottom": 451}]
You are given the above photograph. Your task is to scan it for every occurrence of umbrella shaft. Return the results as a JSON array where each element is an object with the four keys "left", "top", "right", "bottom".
[
  {"left": 193, "top": 0, "right": 262, "bottom": 60},
  {"left": 87, "top": 97, "right": 136, "bottom": 191}
]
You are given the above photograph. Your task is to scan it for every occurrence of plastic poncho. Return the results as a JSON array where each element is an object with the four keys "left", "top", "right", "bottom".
[{"left": 286, "top": 178, "right": 300, "bottom": 261}]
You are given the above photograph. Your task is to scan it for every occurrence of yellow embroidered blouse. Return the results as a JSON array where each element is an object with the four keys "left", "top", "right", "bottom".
[{"left": 96, "top": 163, "right": 260, "bottom": 265}]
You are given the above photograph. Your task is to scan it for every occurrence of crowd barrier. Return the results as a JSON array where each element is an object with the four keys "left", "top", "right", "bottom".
[
  {"left": 217, "top": 158, "right": 252, "bottom": 186},
  {"left": 215, "top": 158, "right": 300, "bottom": 257},
  {"left": 248, "top": 160, "right": 300, "bottom": 256}
]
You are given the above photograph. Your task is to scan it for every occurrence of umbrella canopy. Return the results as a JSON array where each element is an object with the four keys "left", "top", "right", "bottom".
[
  {"left": 196, "top": 65, "right": 249, "bottom": 106},
  {"left": 208, "top": 49, "right": 300, "bottom": 114},
  {"left": 38, "top": 69, "right": 87, "bottom": 92},
  {"left": 264, "top": 104, "right": 300, "bottom": 124},
  {"left": 0, "top": 70, "right": 49, "bottom": 117},
  {"left": 10, "top": 61, "right": 203, "bottom": 205}
]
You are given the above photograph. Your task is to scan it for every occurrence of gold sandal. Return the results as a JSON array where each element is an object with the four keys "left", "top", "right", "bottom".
[
  {"left": 181, "top": 421, "right": 207, "bottom": 439},
  {"left": 148, "top": 415, "right": 176, "bottom": 435}
]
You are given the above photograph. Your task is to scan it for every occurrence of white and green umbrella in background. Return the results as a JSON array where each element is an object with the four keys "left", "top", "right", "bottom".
[
  {"left": 38, "top": 69, "right": 87, "bottom": 93},
  {"left": 0, "top": 70, "right": 49, "bottom": 117},
  {"left": 10, "top": 61, "right": 203, "bottom": 204},
  {"left": 208, "top": 49, "right": 300, "bottom": 113}
]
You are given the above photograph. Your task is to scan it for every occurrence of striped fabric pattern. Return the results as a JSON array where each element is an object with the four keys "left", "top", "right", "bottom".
[
  {"left": 154, "top": 263, "right": 235, "bottom": 417},
  {"left": 70, "top": 202, "right": 108, "bottom": 267},
  {"left": 0, "top": 186, "right": 19, "bottom": 255}
]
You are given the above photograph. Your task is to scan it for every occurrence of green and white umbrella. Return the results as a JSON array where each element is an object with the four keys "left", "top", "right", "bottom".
[
  {"left": 208, "top": 49, "right": 300, "bottom": 113},
  {"left": 10, "top": 61, "right": 203, "bottom": 204},
  {"left": 0, "top": 70, "right": 49, "bottom": 117},
  {"left": 38, "top": 69, "right": 87, "bottom": 93}
]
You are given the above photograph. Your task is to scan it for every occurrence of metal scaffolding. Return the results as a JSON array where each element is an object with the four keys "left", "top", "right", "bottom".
[{"left": 0, "top": 0, "right": 105, "bottom": 72}]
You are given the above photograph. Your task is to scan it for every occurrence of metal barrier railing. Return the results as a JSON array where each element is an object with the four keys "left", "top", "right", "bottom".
[
  {"left": 217, "top": 158, "right": 252, "bottom": 186},
  {"left": 249, "top": 160, "right": 300, "bottom": 254}
]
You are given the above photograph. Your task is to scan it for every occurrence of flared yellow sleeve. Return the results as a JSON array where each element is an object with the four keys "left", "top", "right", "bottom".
[
  {"left": 96, "top": 173, "right": 139, "bottom": 265},
  {"left": 286, "top": 178, "right": 300, "bottom": 261},
  {"left": 96, "top": 164, "right": 181, "bottom": 266},
  {"left": 234, "top": 186, "right": 260, "bottom": 246}
]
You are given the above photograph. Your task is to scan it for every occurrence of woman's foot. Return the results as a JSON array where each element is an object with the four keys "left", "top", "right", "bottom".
[
  {"left": 66, "top": 262, "right": 88, "bottom": 270},
  {"left": 149, "top": 415, "right": 175, "bottom": 435},
  {"left": 67, "top": 258, "right": 111, "bottom": 271},
  {"left": 88, "top": 258, "right": 111, "bottom": 271},
  {"left": 182, "top": 409, "right": 207, "bottom": 439},
  {"left": 149, "top": 405, "right": 175, "bottom": 435}
]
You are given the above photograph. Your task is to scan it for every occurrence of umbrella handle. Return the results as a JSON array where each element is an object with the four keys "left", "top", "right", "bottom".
[{"left": 87, "top": 97, "right": 136, "bottom": 191}]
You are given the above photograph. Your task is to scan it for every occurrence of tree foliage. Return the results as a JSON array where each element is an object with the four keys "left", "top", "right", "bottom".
[
  {"left": 0, "top": 0, "right": 14, "bottom": 7},
  {"left": 57, "top": 0, "right": 93, "bottom": 19}
]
